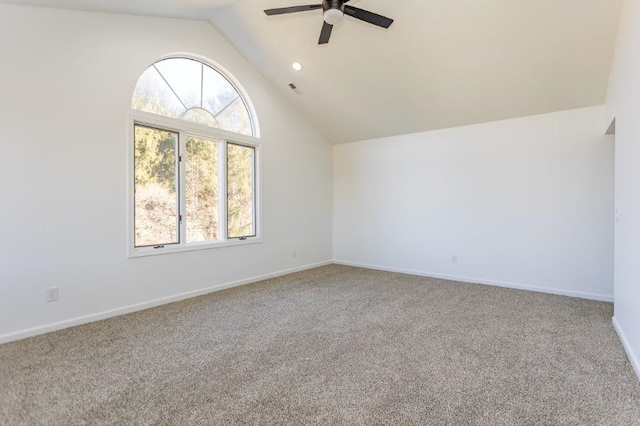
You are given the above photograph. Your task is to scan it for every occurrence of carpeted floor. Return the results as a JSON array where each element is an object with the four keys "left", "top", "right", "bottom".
[{"left": 1, "top": 265, "right": 639, "bottom": 425}]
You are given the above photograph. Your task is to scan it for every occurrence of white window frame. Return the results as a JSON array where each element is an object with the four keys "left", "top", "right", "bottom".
[{"left": 128, "top": 110, "right": 262, "bottom": 258}]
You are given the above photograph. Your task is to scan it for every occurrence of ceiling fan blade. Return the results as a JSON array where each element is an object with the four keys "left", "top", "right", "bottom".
[
  {"left": 344, "top": 5, "right": 394, "bottom": 28},
  {"left": 318, "top": 21, "right": 333, "bottom": 44},
  {"left": 264, "top": 4, "right": 322, "bottom": 16}
]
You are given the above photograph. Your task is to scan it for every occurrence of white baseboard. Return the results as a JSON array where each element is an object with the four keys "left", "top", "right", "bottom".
[
  {"left": 333, "top": 260, "right": 613, "bottom": 302},
  {"left": 613, "top": 316, "right": 640, "bottom": 382},
  {"left": 0, "top": 260, "right": 332, "bottom": 345}
]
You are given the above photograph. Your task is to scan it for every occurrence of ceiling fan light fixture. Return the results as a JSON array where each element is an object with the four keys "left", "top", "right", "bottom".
[{"left": 323, "top": 8, "right": 344, "bottom": 26}]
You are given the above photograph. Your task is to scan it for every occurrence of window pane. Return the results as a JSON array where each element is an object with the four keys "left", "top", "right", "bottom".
[
  {"left": 134, "top": 125, "right": 179, "bottom": 247},
  {"left": 182, "top": 107, "right": 218, "bottom": 127},
  {"left": 154, "top": 58, "right": 202, "bottom": 110},
  {"left": 202, "top": 66, "right": 241, "bottom": 116},
  {"left": 186, "top": 137, "right": 219, "bottom": 243},
  {"left": 227, "top": 144, "right": 255, "bottom": 238},
  {"left": 215, "top": 97, "right": 253, "bottom": 136},
  {"left": 131, "top": 67, "right": 186, "bottom": 118}
]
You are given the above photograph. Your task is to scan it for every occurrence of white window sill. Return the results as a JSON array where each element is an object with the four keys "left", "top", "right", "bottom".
[{"left": 128, "top": 238, "right": 262, "bottom": 258}]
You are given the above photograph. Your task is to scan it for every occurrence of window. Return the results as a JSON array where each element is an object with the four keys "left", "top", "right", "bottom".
[
  {"left": 132, "top": 58, "right": 253, "bottom": 135},
  {"left": 130, "top": 57, "right": 260, "bottom": 256},
  {"left": 227, "top": 143, "right": 256, "bottom": 238}
]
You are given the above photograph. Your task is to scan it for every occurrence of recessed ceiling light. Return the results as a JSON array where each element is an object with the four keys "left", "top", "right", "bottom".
[{"left": 292, "top": 62, "right": 303, "bottom": 71}]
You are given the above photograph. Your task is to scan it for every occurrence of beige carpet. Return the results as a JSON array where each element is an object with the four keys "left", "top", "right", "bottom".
[{"left": 1, "top": 265, "right": 639, "bottom": 425}]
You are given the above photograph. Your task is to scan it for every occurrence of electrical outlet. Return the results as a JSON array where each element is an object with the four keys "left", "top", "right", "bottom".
[
  {"left": 292, "top": 250, "right": 297, "bottom": 258},
  {"left": 46, "top": 287, "right": 59, "bottom": 302},
  {"left": 451, "top": 255, "right": 458, "bottom": 264}
]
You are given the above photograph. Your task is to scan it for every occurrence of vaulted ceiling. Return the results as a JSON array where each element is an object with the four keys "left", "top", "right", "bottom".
[
  {"left": 0, "top": 0, "right": 239, "bottom": 19},
  {"left": 4, "top": 0, "right": 623, "bottom": 143}
]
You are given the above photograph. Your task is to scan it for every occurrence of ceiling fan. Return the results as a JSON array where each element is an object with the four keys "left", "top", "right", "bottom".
[{"left": 264, "top": 0, "right": 394, "bottom": 45}]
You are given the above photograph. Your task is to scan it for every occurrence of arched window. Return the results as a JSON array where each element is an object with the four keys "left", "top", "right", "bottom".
[
  {"left": 132, "top": 57, "right": 255, "bottom": 136},
  {"left": 129, "top": 56, "right": 260, "bottom": 256}
]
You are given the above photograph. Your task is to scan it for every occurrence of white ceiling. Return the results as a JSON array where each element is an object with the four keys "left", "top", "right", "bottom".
[
  {"left": 0, "top": 0, "right": 238, "bottom": 19},
  {"left": 4, "top": 0, "right": 623, "bottom": 143}
]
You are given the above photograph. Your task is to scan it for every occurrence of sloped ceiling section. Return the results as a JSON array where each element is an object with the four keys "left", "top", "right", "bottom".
[
  {"left": 0, "top": 0, "right": 239, "bottom": 19},
  {"left": 212, "top": 0, "right": 622, "bottom": 143},
  {"left": 2, "top": 0, "right": 623, "bottom": 143}
]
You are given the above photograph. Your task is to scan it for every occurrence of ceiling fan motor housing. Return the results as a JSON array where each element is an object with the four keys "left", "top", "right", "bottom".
[{"left": 322, "top": 0, "right": 344, "bottom": 13}]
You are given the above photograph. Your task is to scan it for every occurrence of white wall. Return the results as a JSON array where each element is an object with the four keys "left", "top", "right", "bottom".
[
  {"left": 0, "top": 4, "right": 333, "bottom": 341},
  {"left": 605, "top": 0, "right": 640, "bottom": 381},
  {"left": 334, "top": 106, "right": 613, "bottom": 301}
]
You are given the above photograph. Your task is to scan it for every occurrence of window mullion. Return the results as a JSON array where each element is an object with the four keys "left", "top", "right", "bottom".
[{"left": 179, "top": 131, "right": 187, "bottom": 245}]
